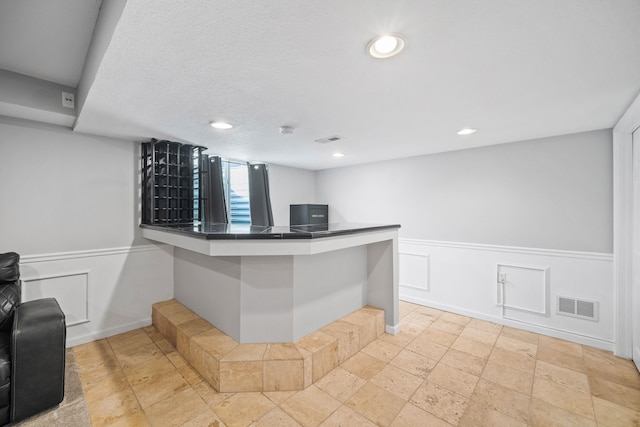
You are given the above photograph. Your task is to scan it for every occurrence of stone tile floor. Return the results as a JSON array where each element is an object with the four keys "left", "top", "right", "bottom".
[{"left": 74, "top": 301, "right": 640, "bottom": 426}]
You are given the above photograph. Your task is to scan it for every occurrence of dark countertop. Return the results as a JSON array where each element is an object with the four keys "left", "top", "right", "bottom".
[{"left": 140, "top": 222, "right": 401, "bottom": 240}]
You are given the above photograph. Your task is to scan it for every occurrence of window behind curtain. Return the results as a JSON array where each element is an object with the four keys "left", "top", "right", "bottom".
[{"left": 222, "top": 161, "right": 251, "bottom": 224}]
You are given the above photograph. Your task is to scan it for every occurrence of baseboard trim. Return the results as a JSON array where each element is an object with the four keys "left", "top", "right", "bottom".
[
  {"left": 66, "top": 318, "right": 153, "bottom": 348},
  {"left": 400, "top": 294, "right": 615, "bottom": 352},
  {"left": 21, "top": 244, "right": 169, "bottom": 264},
  {"left": 400, "top": 238, "right": 613, "bottom": 262}
]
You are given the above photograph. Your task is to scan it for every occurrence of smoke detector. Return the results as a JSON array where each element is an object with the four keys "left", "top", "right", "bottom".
[
  {"left": 314, "top": 135, "right": 342, "bottom": 144},
  {"left": 280, "top": 125, "right": 294, "bottom": 135}
]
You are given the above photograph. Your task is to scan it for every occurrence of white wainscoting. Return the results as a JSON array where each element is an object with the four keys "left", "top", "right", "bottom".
[
  {"left": 399, "top": 239, "right": 614, "bottom": 350},
  {"left": 20, "top": 244, "right": 174, "bottom": 347}
]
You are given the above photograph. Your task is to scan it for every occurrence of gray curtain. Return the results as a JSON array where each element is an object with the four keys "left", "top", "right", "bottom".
[
  {"left": 203, "top": 155, "right": 228, "bottom": 223},
  {"left": 247, "top": 163, "right": 274, "bottom": 226}
]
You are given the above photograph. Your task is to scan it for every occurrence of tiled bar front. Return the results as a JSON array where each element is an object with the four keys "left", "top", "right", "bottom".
[{"left": 152, "top": 299, "right": 385, "bottom": 393}]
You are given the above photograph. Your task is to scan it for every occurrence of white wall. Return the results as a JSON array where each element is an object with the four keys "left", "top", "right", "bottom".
[
  {"left": 0, "top": 116, "right": 173, "bottom": 346},
  {"left": 316, "top": 129, "right": 615, "bottom": 350},
  {"left": 316, "top": 129, "right": 613, "bottom": 253},
  {"left": 269, "top": 163, "right": 316, "bottom": 226}
]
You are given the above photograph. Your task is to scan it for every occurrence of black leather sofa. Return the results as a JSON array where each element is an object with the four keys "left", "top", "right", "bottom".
[{"left": 0, "top": 252, "right": 66, "bottom": 425}]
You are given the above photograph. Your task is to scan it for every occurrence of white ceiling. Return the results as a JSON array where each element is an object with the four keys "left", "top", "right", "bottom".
[{"left": 3, "top": 0, "right": 640, "bottom": 170}]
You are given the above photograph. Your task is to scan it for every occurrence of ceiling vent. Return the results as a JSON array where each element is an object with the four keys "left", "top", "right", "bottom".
[
  {"left": 556, "top": 296, "right": 598, "bottom": 321},
  {"left": 314, "top": 135, "right": 342, "bottom": 144}
]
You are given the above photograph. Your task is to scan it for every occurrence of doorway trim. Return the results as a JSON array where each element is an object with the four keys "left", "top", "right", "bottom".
[{"left": 613, "top": 92, "right": 640, "bottom": 358}]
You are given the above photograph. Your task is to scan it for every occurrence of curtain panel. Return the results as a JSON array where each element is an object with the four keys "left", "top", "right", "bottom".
[{"left": 247, "top": 163, "right": 274, "bottom": 226}]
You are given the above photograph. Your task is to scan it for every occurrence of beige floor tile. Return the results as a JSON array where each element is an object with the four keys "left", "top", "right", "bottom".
[
  {"left": 439, "top": 312, "right": 472, "bottom": 326},
  {"left": 192, "top": 380, "right": 234, "bottom": 407},
  {"left": 109, "top": 329, "right": 154, "bottom": 354},
  {"left": 429, "top": 363, "right": 480, "bottom": 398},
  {"left": 132, "top": 369, "right": 191, "bottom": 408},
  {"left": 399, "top": 300, "right": 418, "bottom": 319},
  {"left": 166, "top": 350, "right": 188, "bottom": 368},
  {"left": 584, "top": 347, "right": 640, "bottom": 391},
  {"left": 83, "top": 370, "right": 130, "bottom": 405},
  {"left": 401, "top": 311, "right": 435, "bottom": 329},
  {"left": 74, "top": 339, "right": 116, "bottom": 363},
  {"left": 440, "top": 348, "right": 487, "bottom": 377},
  {"left": 494, "top": 335, "right": 538, "bottom": 358},
  {"left": 539, "top": 335, "right": 583, "bottom": 357},
  {"left": 318, "top": 405, "right": 377, "bottom": 427},
  {"left": 154, "top": 337, "right": 176, "bottom": 355},
  {"left": 399, "top": 317, "right": 432, "bottom": 338},
  {"left": 340, "top": 351, "right": 386, "bottom": 380},
  {"left": 345, "top": 382, "right": 406, "bottom": 426},
  {"left": 413, "top": 305, "right": 445, "bottom": 319},
  {"left": 86, "top": 389, "right": 143, "bottom": 427},
  {"left": 430, "top": 318, "right": 465, "bottom": 335},
  {"left": 451, "top": 336, "right": 493, "bottom": 359},
  {"left": 253, "top": 407, "right": 302, "bottom": 427},
  {"left": 488, "top": 346, "right": 535, "bottom": 374},
  {"left": 471, "top": 379, "right": 530, "bottom": 423},
  {"left": 262, "top": 390, "right": 297, "bottom": 405},
  {"left": 77, "top": 354, "right": 122, "bottom": 387},
  {"left": 481, "top": 361, "right": 533, "bottom": 394},
  {"left": 153, "top": 299, "right": 188, "bottom": 315},
  {"left": 176, "top": 317, "right": 215, "bottom": 359},
  {"left": 531, "top": 377, "right": 594, "bottom": 418},
  {"left": 315, "top": 366, "right": 367, "bottom": 402},
  {"left": 592, "top": 396, "right": 640, "bottom": 426},
  {"left": 529, "top": 398, "right": 596, "bottom": 427},
  {"left": 360, "top": 339, "right": 403, "bottom": 363},
  {"left": 459, "top": 326, "right": 499, "bottom": 346},
  {"left": 180, "top": 409, "right": 227, "bottom": 427},
  {"left": 500, "top": 326, "right": 540, "bottom": 345},
  {"left": 178, "top": 362, "right": 204, "bottom": 385},
  {"left": 535, "top": 359, "right": 589, "bottom": 393},
  {"left": 420, "top": 327, "right": 458, "bottom": 347},
  {"left": 405, "top": 335, "right": 449, "bottom": 360},
  {"left": 101, "top": 411, "right": 150, "bottom": 427},
  {"left": 410, "top": 381, "right": 469, "bottom": 425},
  {"left": 122, "top": 355, "right": 175, "bottom": 388},
  {"left": 390, "top": 348, "right": 438, "bottom": 379},
  {"left": 459, "top": 399, "right": 527, "bottom": 427},
  {"left": 212, "top": 392, "right": 275, "bottom": 427},
  {"left": 467, "top": 318, "right": 503, "bottom": 335},
  {"left": 360, "top": 306, "right": 385, "bottom": 337},
  {"left": 281, "top": 385, "right": 341, "bottom": 427},
  {"left": 113, "top": 342, "right": 164, "bottom": 370},
  {"left": 370, "top": 363, "right": 423, "bottom": 400},
  {"left": 391, "top": 402, "right": 452, "bottom": 427},
  {"left": 379, "top": 330, "right": 417, "bottom": 348},
  {"left": 536, "top": 345, "right": 587, "bottom": 373},
  {"left": 589, "top": 375, "right": 640, "bottom": 411},
  {"left": 143, "top": 325, "right": 164, "bottom": 342},
  {"left": 145, "top": 387, "right": 209, "bottom": 427}
]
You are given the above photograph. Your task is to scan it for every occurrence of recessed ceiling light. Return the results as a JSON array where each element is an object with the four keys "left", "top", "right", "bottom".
[
  {"left": 210, "top": 121, "right": 233, "bottom": 130},
  {"left": 333, "top": 153, "right": 345, "bottom": 158},
  {"left": 367, "top": 34, "right": 405, "bottom": 58},
  {"left": 457, "top": 128, "right": 477, "bottom": 135}
]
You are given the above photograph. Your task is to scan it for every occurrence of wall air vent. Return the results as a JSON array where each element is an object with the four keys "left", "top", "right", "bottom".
[
  {"left": 314, "top": 135, "right": 342, "bottom": 144},
  {"left": 556, "top": 296, "right": 598, "bottom": 321}
]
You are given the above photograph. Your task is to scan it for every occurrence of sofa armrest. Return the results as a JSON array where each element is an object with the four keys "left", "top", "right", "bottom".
[{"left": 10, "top": 298, "right": 66, "bottom": 423}]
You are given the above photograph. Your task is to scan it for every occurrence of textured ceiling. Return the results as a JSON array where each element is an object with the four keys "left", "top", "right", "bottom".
[
  {"left": 5, "top": 1, "right": 640, "bottom": 170},
  {"left": 0, "top": 0, "right": 101, "bottom": 87}
]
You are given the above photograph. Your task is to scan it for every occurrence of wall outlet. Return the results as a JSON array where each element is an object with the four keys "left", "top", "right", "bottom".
[{"left": 62, "top": 92, "right": 75, "bottom": 109}]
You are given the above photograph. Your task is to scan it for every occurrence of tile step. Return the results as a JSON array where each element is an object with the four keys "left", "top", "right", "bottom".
[{"left": 152, "top": 299, "right": 385, "bottom": 392}]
